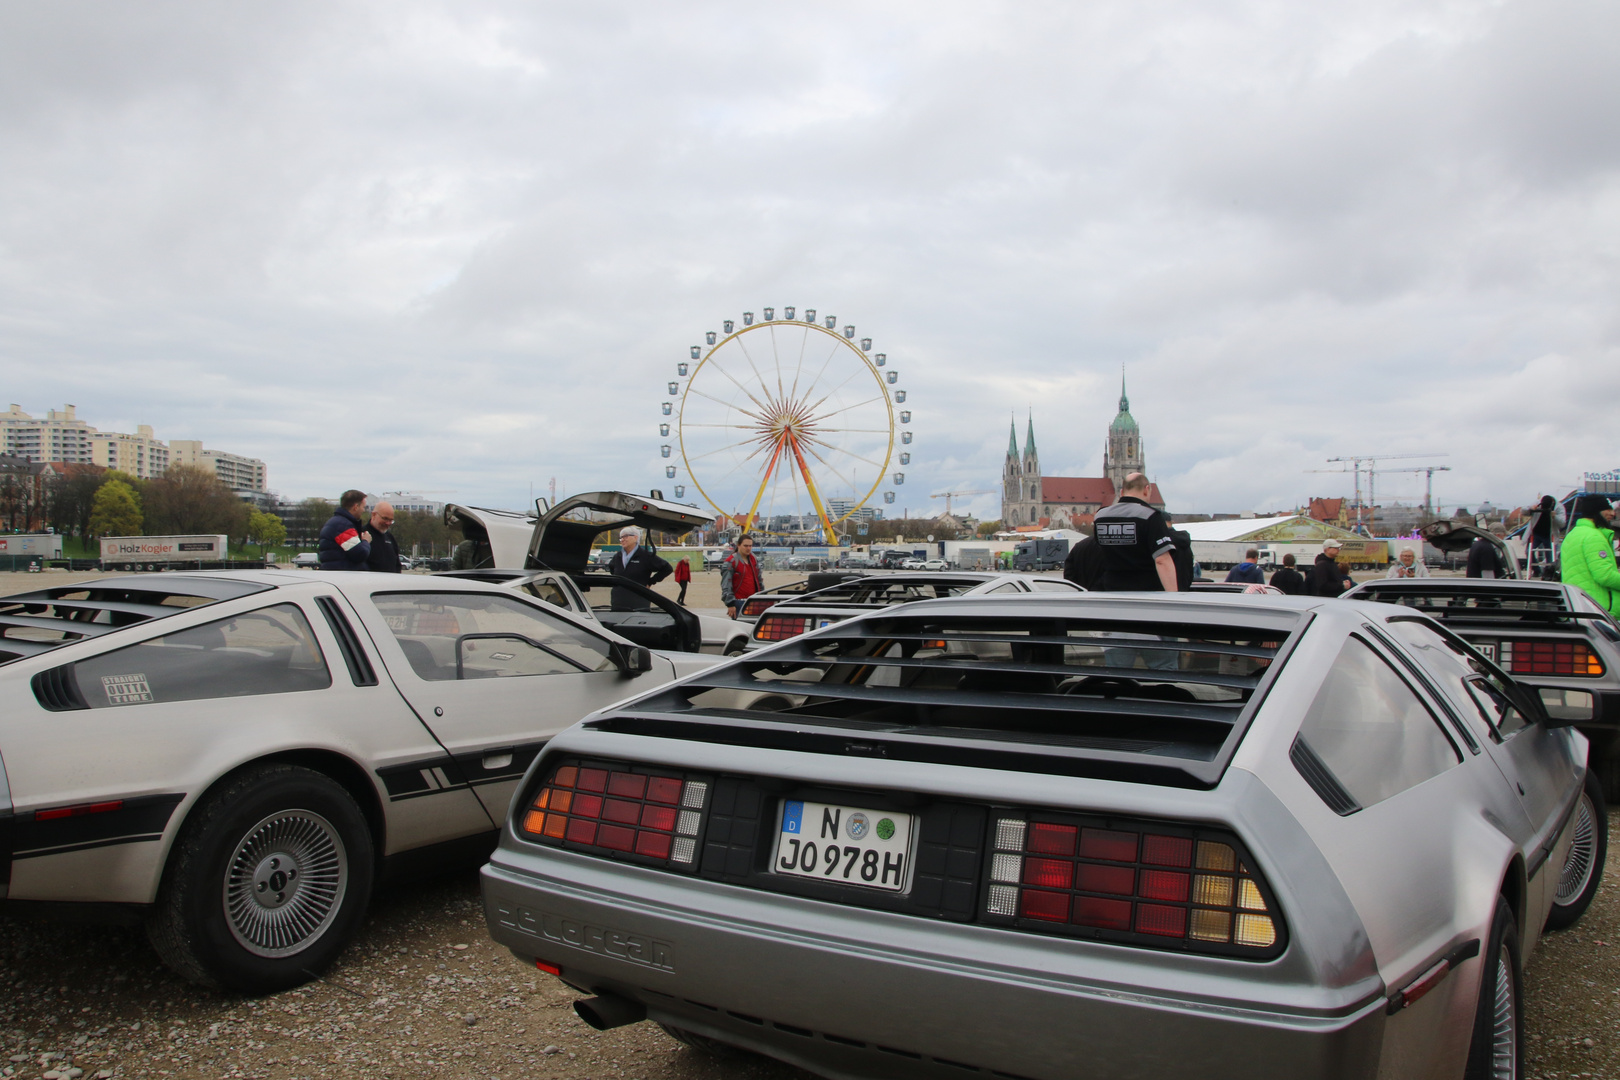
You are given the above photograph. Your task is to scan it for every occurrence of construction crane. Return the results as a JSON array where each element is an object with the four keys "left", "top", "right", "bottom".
[
  {"left": 1380, "top": 465, "right": 1453, "bottom": 519},
  {"left": 1306, "top": 453, "right": 1447, "bottom": 534},
  {"left": 930, "top": 489, "right": 994, "bottom": 520}
]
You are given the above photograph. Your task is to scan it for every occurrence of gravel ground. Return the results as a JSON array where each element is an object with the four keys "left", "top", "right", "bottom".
[{"left": 0, "top": 818, "right": 1615, "bottom": 1080}]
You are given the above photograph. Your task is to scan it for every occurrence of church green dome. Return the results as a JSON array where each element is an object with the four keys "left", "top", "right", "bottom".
[{"left": 1109, "top": 372, "right": 1138, "bottom": 433}]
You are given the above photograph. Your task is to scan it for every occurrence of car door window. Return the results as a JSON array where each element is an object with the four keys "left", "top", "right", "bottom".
[
  {"left": 1385, "top": 618, "right": 1530, "bottom": 739},
  {"left": 521, "top": 579, "right": 574, "bottom": 609},
  {"left": 71, "top": 603, "right": 330, "bottom": 707},
  {"left": 373, "top": 593, "right": 613, "bottom": 682},
  {"left": 1295, "top": 635, "right": 1461, "bottom": 809},
  {"left": 1030, "top": 579, "right": 1080, "bottom": 592}
]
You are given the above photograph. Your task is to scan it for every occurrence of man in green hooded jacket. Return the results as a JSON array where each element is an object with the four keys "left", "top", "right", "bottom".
[{"left": 1560, "top": 494, "right": 1620, "bottom": 615}]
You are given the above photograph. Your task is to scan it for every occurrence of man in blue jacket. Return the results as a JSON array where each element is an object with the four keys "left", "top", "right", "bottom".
[
  {"left": 318, "top": 490, "right": 373, "bottom": 570},
  {"left": 1224, "top": 548, "right": 1264, "bottom": 584}
]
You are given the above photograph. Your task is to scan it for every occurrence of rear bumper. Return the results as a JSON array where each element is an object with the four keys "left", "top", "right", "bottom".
[{"left": 482, "top": 848, "right": 1388, "bottom": 1080}]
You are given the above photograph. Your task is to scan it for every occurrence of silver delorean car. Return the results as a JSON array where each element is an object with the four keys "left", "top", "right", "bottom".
[
  {"left": 482, "top": 592, "right": 1599, "bottom": 1080},
  {"left": 0, "top": 570, "right": 719, "bottom": 993}
]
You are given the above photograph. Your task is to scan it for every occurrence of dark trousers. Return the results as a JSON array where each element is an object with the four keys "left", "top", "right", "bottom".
[{"left": 677, "top": 582, "right": 688, "bottom": 604}]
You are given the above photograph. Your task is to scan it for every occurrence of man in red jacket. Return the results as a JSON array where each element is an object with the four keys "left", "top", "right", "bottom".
[{"left": 721, "top": 535, "right": 762, "bottom": 619}]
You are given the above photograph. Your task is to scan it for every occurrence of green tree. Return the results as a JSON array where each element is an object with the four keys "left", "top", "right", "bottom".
[
  {"left": 975, "top": 519, "right": 1005, "bottom": 538},
  {"left": 247, "top": 511, "right": 287, "bottom": 555},
  {"left": 144, "top": 465, "right": 251, "bottom": 537},
  {"left": 89, "top": 479, "right": 143, "bottom": 538}
]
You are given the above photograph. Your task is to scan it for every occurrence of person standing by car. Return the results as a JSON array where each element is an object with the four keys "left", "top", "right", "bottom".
[
  {"left": 608, "top": 526, "right": 673, "bottom": 611},
  {"left": 1310, "top": 539, "right": 1353, "bottom": 597},
  {"left": 1526, "top": 494, "right": 1561, "bottom": 579},
  {"left": 1561, "top": 494, "right": 1620, "bottom": 616},
  {"left": 1224, "top": 549, "right": 1264, "bottom": 584},
  {"left": 1269, "top": 553, "right": 1306, "bottom": 594},
  {"left": 1384, "top": 547, "right": 1430, "bottom": 578},
  {"left": 318, "top": 490, "right": 372, "bottom": 571},
  {"left": 1467, "top": 523, "right": 1511, "bottom": 578},
  {"left": 673, "top": 557, "right": 692, "bottom": 604},
  {"left": 1092, "top": 473, "right": 1178, "bottom": 593},
  {"left": 1062, "top": 534, "right": 1104, "bottom": 589},
  {"left": 722, "top": 534, "right": 763, "bottom": 619},
  {"left": 364, "top": 500, "right": 401, "bottom": 573}
]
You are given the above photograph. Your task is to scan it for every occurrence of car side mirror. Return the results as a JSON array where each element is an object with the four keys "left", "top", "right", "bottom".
[
  {"left": 609, "top": 641, "right": 654, "bottom": 676},
  {"left": 1537, "top": 687, "right": 1594, "bottom": 728}
]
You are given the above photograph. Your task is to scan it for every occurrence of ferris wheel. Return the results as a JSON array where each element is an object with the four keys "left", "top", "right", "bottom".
[{"left": 658, "top": 308, "right": 911, "bottom": 540}]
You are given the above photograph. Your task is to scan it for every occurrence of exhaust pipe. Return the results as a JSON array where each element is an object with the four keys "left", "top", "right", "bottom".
[{"left": 573, "top": 992, "right": 647, "bottom": 1031}]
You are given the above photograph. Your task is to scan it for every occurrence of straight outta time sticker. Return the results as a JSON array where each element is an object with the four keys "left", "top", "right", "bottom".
[{"left": 101, "top": 673, "right": 153, "bottom": 705}]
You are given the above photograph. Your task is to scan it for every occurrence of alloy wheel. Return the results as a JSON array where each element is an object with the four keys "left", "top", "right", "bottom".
[{"left": 223, "top": 810, "right": 349, "bottom": 958}]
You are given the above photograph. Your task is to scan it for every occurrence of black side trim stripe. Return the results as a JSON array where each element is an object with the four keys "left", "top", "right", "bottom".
[
  {"left": 16, "top": 833, "right": 167, "bottom": 860},
  {"left": 11, "top": 794, "right": 184, "bottom": 860},
  {"left": 378, "top": 741, "right": 547, "bottom": 802}
]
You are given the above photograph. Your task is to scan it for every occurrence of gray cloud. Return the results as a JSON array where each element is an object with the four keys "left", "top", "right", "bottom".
[{"left": 0, "top": 0, "right": 1614, "bottom": 523}]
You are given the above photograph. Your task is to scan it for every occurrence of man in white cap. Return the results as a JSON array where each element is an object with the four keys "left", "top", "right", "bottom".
[
  {"left": 609, "top": 526, "right": 673, "bottom": 611},
  {"left": 1311, "top": 538, "right": 1353, "bottom": 597}
]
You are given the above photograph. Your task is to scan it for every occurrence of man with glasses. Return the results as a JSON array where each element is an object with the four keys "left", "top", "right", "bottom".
[{"left": 365, "top": 500, "right": 403, "bottom": 573}]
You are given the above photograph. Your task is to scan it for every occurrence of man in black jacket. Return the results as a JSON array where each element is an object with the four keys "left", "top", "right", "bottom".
[
  {"left": 1467, "top": 524, "right": 1510, "bottom": 578},
  {"left": 365, "top": 501, "right": 402, "bottom": 572},
  {"left": 1311, "top": 539, "right": 1352, "bottom": 597},
  {"left": 608, "top": 526, "right": 673, "bottom": 610},
  {"left": 1062, "top": 534, "right": 1104, "bottom": 589},
  {"left": 317, "top": 490, "right": 372, "bottom": 571},
  {"left": 1269, "top": 553, "right": 1306, "bottom": 595}
]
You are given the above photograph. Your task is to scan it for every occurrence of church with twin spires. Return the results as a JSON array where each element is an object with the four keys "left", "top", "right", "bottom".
[{"left": 1001, "top": 372, "right": 1164, "bottom": 528}]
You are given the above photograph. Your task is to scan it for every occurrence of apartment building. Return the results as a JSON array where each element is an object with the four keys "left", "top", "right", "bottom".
[
  {"left": 170, "top": 441, "right": 268, "bottom": 494},
  {"left": 2, "top": 404, "right": 267, "bottom": 491},
  {"left": 0, "top": 404, "right": 96, "bottom": 464}
]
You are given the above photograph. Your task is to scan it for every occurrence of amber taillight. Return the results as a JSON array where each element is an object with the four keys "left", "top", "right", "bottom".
[
  {"left": 1501, "top": 640, "right": 1604, "bottom": 677},
  {"left": 754, "top": 613, "right": 812, "bottom": 642},
  {"left": 742, "top": 596, "right": 781, "bottom": 618},
  {"left": 519, "top": 762, "right": 708, "bottom": 868},
  {"left": 983, "top": 815, "right": 1283, "bottom": 957}
]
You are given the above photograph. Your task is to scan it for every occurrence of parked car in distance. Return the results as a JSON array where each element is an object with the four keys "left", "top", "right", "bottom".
[
  {"left": 921, "top": 558, "right": 949, "bottom": 571},
  {"left": 292, "top": 552, "right": 320, "bottom": 569},
  {"left": 485, "top": 591, "right": 1599, "bottom": 1080},
  {"left": 748, "top": 571, "right": 1083, "bottom": 648},
  {"left": 734, "top": 572, "right": 865, "bottom": 624},
  {"left": 0, "top": 571, "right": 719, "bottom": 993}
]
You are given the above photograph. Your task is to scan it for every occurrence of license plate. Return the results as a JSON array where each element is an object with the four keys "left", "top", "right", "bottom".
[
  {"left": 773, "top": 800, "right": 913, "bottom": 891},
  {"left": 1477, "top": 642, "right": 1496, "bottom": 661}
]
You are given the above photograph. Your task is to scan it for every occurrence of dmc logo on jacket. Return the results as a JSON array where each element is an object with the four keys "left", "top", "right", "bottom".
[{"left": 1097, "top": 522, "right": 1138, "bottom": 546}]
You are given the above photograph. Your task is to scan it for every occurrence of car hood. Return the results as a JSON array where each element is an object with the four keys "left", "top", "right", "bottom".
[
  {"left": 1419, "top": 520, "right": 1520, "bottom": 578},
  {"left": 528, "top": 491, "right": 714, "bottom": 573}
]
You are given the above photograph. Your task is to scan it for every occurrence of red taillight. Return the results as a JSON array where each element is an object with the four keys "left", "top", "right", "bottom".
[
  {"left": 1501, "top": 639, "right": 1603, "bottom": 677},
  {"left": 520, "top": 761, "right": 707, "bottom": 868},
  {"left": 754, "top": 614, "right": 811, "bottom": 642},
  {"left": 986, "top": 815, "right": 1281, "bottom": 955},
  {"left": 742, "top": 597, "right": 780, "bottom": 618},
  {"left": 536, "top": 958, "right": 562, "bottom": 976}
]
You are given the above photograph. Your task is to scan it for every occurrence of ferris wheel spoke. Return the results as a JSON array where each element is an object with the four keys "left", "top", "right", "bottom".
[
  {"left": 694, "top": 353, "right": 774, "bottom": 414},
  {"left": 686, "top": 383, "right": 766, "bottom": 421},
  {"left": 806, "top": 394, "right": 885, "bottom": 425},
  {"left": 793, "top": 337, "right": 846, "bottom": 408},
  {"left": 732, "top": 335, "right": 779, "bottom": 410},
  {"left": 786, "top": 326, "right": 811, "bottom": 403},
  {"left": 767, "top": 325, "right": 787, "bottom": 402},
  {"left": 807, "top": 427, "right": 892, "bottom": 434},
  {"left": 686, "top": 438, "right": 768, "bottom": 466},
  {"left": 802, "top": 434, "right": 887, "bottom": 472},
  {"left": 799, "top": 441, "right": 863, "bottom": 497},
  {"left": 680, "top": 423, "right": 758, "bottom": 430},
  {"left": 801, "top": 366, "right": 868, "bottom": 418}
]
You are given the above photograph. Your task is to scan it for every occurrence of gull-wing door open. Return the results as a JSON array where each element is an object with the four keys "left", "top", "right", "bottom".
[
  {"left": 442, "top": 504, "right": 538, "bottom": 569},
  {"left": 1420, "top": 520, "right": 1522, "bottom": 579},
  {"left": 526, "top": 491, "right": 714, "bottom": 572}
]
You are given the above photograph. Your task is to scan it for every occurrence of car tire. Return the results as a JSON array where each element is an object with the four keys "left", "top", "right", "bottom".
[
  {"left": 1464, "top": 897, "right": 1522, "bottom": 1080},
  {"left": 658, "top": 1023, "right": 751, "bottom": 1060},
  {"left": 147, "top": 763, "right": 375, "bottom": 994},
  {"left": 1545, "top": 770, "right": 1608, "bottom": 932},
  {"left": 724, "top": 638, "right": 748, "bottom": 656}
]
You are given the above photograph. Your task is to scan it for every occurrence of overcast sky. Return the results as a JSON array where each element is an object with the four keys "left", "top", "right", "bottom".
[{"left": 2, "top": 1, "right": 1616, "bottom": 523}]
